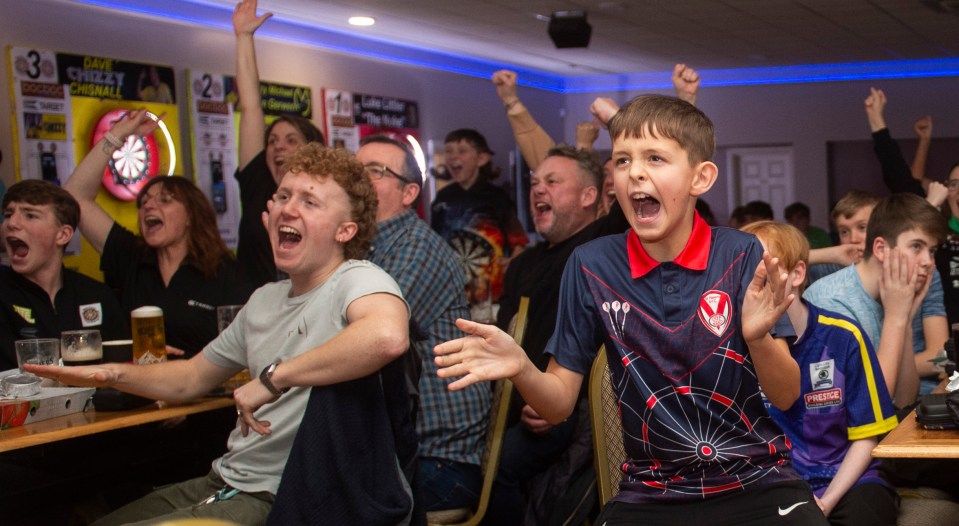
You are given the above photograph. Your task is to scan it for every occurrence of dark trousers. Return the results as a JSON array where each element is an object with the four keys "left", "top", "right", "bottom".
[
  {"left": 414, "top": 457, "right": 483, "bottom": 512},
  {"left": 595, "top": 480, "right": 829, "bottom": 526},
  {"left": 826, "top": 483, "right": 898, "bottom": 526},
  {"left": 482, "top": 414, "right": 578, "bottom": 525}
]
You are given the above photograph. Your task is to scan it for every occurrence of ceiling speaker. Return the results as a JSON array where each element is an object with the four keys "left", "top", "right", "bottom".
[{"left": 548, "top": 10, "right": 591, "bottom": 49}]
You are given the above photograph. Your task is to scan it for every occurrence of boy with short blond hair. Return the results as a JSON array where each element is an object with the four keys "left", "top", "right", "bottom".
[
  {"left": 743, "top": 221, "right": 898, "bottom": 525},
  {"left": 435, "top": 95, "right": 827, "bottom": 525}
]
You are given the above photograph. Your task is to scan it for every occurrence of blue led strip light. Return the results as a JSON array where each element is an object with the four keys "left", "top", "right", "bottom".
[{"left": 78, "top": 0, "right": 959, "bottom": 94}]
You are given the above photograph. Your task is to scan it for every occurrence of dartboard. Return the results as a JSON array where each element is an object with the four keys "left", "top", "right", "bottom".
[
  {"left": 110, "top": 135, "right": 151, "bottom": 183},
  {"left": 448, "top": 229, "right": 493, "bottom": 279},
  {"left": 90, "top": 109, "right": 160, "bottom": 201}
]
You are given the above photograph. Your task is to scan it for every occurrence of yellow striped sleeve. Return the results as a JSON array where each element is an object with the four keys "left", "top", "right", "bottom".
[{"left": 817, "top": 314, "right": 886, "bottom": 425}]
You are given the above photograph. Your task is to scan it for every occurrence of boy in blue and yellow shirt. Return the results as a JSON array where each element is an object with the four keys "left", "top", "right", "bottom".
[
  {"left": 435, "top": 95, "right": 828, "bottom": 525},
  {"left": 744, "top": 221, "right": 898, "bottom": 526}
]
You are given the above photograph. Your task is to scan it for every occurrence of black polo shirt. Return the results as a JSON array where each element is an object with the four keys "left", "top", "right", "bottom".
[
  {"left": 0, "top": 265, "right": 128, "bottom": 371},
  {"left": 100, "top": 223, "right": 255, "bottom": 357},
  {"left": 235, "top": 151, "right": 278, "bottom": 288}
]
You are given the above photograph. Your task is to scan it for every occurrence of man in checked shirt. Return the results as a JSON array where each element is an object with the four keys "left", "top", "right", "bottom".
[{"left": 357, "top": 134, "right": 492, "bottom": 519}]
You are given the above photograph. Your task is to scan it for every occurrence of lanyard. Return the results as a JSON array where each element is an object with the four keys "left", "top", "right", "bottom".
[{"left": 200, "top": 485, "right": 240, "bottom": 505}]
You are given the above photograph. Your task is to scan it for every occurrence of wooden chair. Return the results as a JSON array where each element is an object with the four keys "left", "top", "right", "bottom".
[
  {"left": 427, "top": 297, "right": 529, "bottom": 526},
  {"left": 589, "top": 345, "right": 627, "bottom": 507}
]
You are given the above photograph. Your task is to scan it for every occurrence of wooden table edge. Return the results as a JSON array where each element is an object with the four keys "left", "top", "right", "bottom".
[
  {"left": 0, "top": 396, "right": 235, "bottom": 452},
  {"left": 873, "top": 409, "right": 959, "bottom": 459}
]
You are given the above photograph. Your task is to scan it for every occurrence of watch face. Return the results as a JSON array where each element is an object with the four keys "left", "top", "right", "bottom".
[{"left": 90, "top": 109, "right": 161, "bottom": 201}]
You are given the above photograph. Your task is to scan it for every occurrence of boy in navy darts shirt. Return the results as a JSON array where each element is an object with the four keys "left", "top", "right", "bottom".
[{"left": 435, "top": 94, "right": 828, "bottom": 525}]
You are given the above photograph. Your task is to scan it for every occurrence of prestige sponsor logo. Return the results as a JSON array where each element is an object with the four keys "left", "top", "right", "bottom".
[{"left": 805, "top": 388, "right": 842, "bottom": 409}]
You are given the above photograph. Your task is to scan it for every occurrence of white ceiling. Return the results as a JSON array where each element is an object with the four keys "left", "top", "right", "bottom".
[{"left": 195, "top": 0, "right": 959, "bottom": 76}]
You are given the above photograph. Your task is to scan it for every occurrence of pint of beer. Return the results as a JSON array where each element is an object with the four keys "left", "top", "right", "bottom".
[
  {"left": 131, "top": 306, "right": 167, "bottom": 365},
  {"left": 61, "top": 329, "right": 103, "bottom": 366}
]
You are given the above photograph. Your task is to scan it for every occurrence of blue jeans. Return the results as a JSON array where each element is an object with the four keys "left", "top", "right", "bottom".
[
  {"left": 482, "top": 412, "right": 579, "bottom": 525},
  {"left": 415, "top": 457, "right": 482, "bottom": 512}
]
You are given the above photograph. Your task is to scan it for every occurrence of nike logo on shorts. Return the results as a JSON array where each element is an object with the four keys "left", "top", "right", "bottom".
[{"left": 778, "top": 501, "right": 808, "bottom": 516}]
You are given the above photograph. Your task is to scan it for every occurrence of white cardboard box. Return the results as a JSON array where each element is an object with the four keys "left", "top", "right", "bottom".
[{"left": 1, "top": 386, "right": 95, "bottom": 429}]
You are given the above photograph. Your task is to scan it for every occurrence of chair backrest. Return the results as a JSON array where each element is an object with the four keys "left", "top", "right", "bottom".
[
  {"left": 589, "top": 345, "right": 626, "bottom": 507},
  {"left": 428, "top": 296, "right": 528, "bottom": 526}
]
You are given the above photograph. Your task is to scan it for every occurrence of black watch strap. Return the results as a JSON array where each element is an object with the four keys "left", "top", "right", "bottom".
[{"left": 259, "top": 359, "right": 289, "bottom": 397}]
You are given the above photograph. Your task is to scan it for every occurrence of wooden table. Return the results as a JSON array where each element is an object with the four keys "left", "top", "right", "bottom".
[
  {"left": 873, "top": 409, "right": 959, "bottom": 459},
  {"left": 0, "top": 397, "right": 234, "bottom": 453}
]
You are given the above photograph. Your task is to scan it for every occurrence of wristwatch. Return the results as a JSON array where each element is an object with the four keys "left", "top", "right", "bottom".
[{"left": 259, "top": 359, "right": 290, "bottom": 397}]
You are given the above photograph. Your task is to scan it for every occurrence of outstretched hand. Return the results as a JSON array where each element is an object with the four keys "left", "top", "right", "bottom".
[
  {"left": 491, "top": 70, "right": 519, "bottom": 104},
  {"left": 741, "top": 252, "right": 795, "bottom": 343},
  {"left": 864, "top": 87, "right": 887, "bottom": 132},
  {"left": 434, "top": 319, "right": 528, "bottom": 391},
  {"left": 23, "top": 363, "right": 118, "bottom": 388},
  {"left": 672, "top": 63, "right": 700, "bottom": 105},
  {"left": 233, "top": 0, "right": 272, "bottom": 36}
]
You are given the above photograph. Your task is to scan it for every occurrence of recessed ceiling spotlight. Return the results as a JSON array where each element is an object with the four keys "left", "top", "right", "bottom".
[{"left": 349, "top": 16, "right": 375, "bottom": 26}]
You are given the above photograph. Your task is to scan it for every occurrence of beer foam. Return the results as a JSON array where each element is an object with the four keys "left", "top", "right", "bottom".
[
  {"left": 64, "top": 346, "right": 102, "bottom": 360},
  {"left": 132, "top": 306, "right": 163, "bottom": 318}
]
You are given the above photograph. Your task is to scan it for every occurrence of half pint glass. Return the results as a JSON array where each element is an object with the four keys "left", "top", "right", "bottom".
[{"left": 131, "top": 306, "right": 166, "bottom": 365}]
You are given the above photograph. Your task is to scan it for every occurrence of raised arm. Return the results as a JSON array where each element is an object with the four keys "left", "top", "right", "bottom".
[
  {"left": 925, "top": 181, "right": 948, "bottom": 208},
  {"left": 434, "top": 319, "right": 582, "bottom": 424},
  {"left": 234, "top": 0, "right": 272, "bottom": 171},
  {"left": 864, "top": 87, "right": 887, "bottom": 133},
  {"left": 672, "top": 63, "right": 701, "bottom": 106},
  {"left": 742, "top": 253, "right": 800, "bottom": 410},
  {"left": 865, "top": 87, "right": 924, "bottom": 196},
  {"left": 575, "top": 120, "right": 600, "bottom": 151},
  {"left": 63, "top": 109, "right": 159, "bottom": 252},
  {"left": 912, "top": 115, "right": 933, "bottom": 191},
  {"left": 492, "top": 69, "right": 555, "bottom": 170}
]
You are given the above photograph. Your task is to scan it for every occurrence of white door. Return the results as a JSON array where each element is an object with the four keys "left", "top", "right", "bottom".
[{"left": 726, "top": 147, "right": 794, "bottom": 220}]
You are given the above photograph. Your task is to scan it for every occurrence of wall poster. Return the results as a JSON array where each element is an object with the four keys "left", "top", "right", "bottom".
[
  {"left": 7, "top": 46, "right": 179, "bottom": 276},
  {"left": 188, "top": 71, "right": 312, "bottom": 248}
]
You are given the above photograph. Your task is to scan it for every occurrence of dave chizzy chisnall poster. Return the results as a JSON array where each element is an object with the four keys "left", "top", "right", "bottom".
[{"left": 7, "top": 46, "right": 179, "bottom": 277}]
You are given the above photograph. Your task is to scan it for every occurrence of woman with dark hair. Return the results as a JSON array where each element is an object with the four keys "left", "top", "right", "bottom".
[
  {"left": 234, "top": 0, "right": 325, "bottom": 286},
  {"left": 64, "top": 109, "right": 254, "bottom": 358}
]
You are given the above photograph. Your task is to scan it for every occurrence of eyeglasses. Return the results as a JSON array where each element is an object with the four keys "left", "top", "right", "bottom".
[
  {"left": 137, "top": 191, "right": 176, "bottom": 208},
  {"left": 364, "top": 163, "right": 415, "bottom": 185},
  {"left": 947, "top": 180, "right": 959, "bottom": 189}
]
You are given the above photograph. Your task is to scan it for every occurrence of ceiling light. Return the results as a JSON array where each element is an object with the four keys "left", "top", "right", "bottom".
[{"left": 348, "top": 16, "right": 375, "bottom": 26}]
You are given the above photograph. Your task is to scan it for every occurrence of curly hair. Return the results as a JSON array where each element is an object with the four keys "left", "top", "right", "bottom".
[
  {"left": 282, "top": 143, "right": 378, "bottom": 260},
  {"left": 136, "top": 176, "right": 234, "bottom": 278}
]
